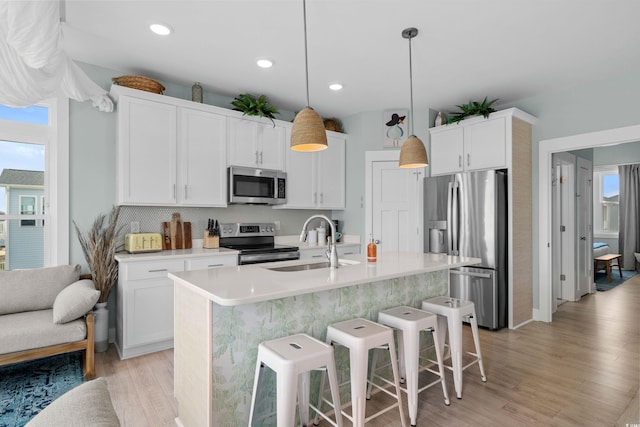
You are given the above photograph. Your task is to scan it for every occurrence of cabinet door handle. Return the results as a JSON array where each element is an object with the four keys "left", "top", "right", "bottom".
[
  {"left": 173, "top": 184, "right": 176, "bottom": 199},
  {"left": 255, "top": 150, "right": 259, "bottom": 164},
  {"left": 311, "top": 254, "right": 324, "bottom": 258},
  {"left": 320, "top": 193, "right": 324, "bottom": 204},
  {"left": 184, "top": 185, "right": 188, "bottom": 199},
  {"left": 459, "top": 155, "right": 462, "bottom": 168},
  {"left": 207, "top": 264, "right": 224, "bottom": 268},
  {"left": 343, "top": 252, "right": 354, "bottom": 255},
  {"left": 259, "top": 151, "right": 263, "bottom": 164},
  {"left": 148, "top": 268, "right": 168, "bottom": 273},
  {"left": 467, "top": 153, "right": 470, "bottom": 167}
]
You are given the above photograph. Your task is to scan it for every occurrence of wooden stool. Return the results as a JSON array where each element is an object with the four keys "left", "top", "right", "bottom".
[{"left": 594, "top": 254, "right": 622, "bottom": 283}]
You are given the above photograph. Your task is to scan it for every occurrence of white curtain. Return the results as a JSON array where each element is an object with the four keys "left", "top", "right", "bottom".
[
  {"left": 0, "top": 1, "right": 113, "bottom": 112},
  {"left": 618, "top": 163, "right": 640, "bottom": 270}
]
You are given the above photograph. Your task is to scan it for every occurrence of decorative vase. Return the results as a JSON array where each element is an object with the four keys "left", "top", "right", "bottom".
[
  {"left": 192, "top": 82, "right": 203, "bottom": 103},
  {"left": 435, "top": 112, "right": 445, "bottom": 126},
  {"left": 94, "top": 302, "right": 109, "bottom": 353}
]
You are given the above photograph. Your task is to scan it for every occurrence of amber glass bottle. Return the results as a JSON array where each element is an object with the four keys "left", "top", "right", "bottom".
[{"left": 367, "top": 234, "right": 377, "bottom": 263}]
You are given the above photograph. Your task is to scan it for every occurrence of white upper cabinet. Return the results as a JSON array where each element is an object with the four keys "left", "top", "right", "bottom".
[
  {"left": 429, "top": 108, "right": 534, "bottom": 176},
  {"left": 112, "top": 86, "right": 228, "bottom": 207},
  {"left": 227, "top": 117, "right": 285, "bottom": 171},
  {"left": 178, "top": 108, "right": 227, "bottom": 206},
  {"left": 279, "top": 130, "right": 346, "bottom": 210},
  {"left": 116, "top": 95, "right": 178, "bottom": 205}
]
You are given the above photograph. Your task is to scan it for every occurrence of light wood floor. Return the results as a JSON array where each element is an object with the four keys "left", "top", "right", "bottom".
[{"left": 97, "top": 274, "right": 640, "bottom": 426}]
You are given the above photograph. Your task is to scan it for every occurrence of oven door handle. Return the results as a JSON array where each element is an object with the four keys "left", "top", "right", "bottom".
[{"left": 240, "top": 251, "right": 300, "bottom": 264}]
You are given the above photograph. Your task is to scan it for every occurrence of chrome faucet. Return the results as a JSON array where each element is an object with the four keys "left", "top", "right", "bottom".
[{"left": 300, "top": 214, "right": 339, "bottom": 269}]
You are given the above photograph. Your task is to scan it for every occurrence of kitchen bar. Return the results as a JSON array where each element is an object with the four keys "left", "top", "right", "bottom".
[{"left": 169, "top": 251, "right": 480, "bottom": 426}]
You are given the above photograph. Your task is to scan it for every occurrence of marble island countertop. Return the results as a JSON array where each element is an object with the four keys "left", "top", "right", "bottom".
[{"left": 169, "top": 251, "right": 480, "bottom": 306}]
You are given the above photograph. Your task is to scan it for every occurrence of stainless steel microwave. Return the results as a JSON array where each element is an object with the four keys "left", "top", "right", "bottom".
[{"left": 228, "top": 166, "right": 287, "bottom": 205}]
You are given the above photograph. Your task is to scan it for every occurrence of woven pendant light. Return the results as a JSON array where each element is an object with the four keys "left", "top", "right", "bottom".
[
  {"left": 291, "top": 0, "right": 328, "bottom": 152},
  {"left": 399, "top": 28, "right": 428, "bottom": 168},
  {"left": 291, "top": 107, "right": 327, "bottom": 151}
]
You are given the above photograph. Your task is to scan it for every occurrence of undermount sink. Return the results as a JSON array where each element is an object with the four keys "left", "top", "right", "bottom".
[{"left": 265, "top": 259, "right": 360, "bottom": 272}]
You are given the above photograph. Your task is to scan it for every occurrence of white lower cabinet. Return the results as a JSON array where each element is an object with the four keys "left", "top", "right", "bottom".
[{"left": 116, "top": 254, "right": 237, "bottom": 359}]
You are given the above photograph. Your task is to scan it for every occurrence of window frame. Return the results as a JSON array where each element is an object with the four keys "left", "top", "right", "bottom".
[
  {"left": 18, "top": 195, "right": 37, "bottom": 226},
  {"left": 592, "top": 165, "right": 619, "bottom": 239},
  {"left": 0, "top": 96, "right": 69, "bottom": 266}
]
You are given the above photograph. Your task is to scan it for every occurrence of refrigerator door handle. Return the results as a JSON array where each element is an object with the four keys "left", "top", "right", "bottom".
[
  {"left": 447, "top": 181, "right": 454, "bottom": 254},
  {"left": 450, "top": 270, "right": 493, "bottom": 279},
  {"left": 452, "top": 181, "right": 460, "bottom": 255}
]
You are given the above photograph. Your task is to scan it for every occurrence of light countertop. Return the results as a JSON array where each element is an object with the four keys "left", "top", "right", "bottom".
[
  {"left": 169, "top": 251, "right": 480, "bottom": 306},
  {"left": 115, "top": 246, "right": 238, "bottom": 263}
]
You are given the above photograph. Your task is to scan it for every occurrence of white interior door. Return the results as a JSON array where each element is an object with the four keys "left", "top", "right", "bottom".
[
  {"left": 370, "top": 160, "right": 421, "bottom": 253},
  {"left": 576, "top": 157, "right": 593, "bottom": 297},
  {"left": 553, "top": 152, "right": 577, "bottom": 302}
]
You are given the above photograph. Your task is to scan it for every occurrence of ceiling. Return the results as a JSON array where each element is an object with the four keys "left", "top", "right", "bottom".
[{"left": 61, "top": 0, "right": 640, "bottom": 120}]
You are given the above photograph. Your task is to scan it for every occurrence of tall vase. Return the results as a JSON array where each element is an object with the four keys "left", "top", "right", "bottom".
[{"left": 94, "top": 302, "right": 109, "bottom": 352}]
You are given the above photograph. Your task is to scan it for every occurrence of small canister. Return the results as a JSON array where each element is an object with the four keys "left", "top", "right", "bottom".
[
  {"left": 317, "top": 227, "right": 327, "bottom": 245},
  {"left": 307, "top": 229, "right": 318, "bottom": 245}
]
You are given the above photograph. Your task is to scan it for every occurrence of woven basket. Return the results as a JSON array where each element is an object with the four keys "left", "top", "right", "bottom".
[
  {"left": 323, "top": 118, "right": 342, "bottom": 132},
  {"left": 112, "top": 75, "right": 165, "bottom": 94}
]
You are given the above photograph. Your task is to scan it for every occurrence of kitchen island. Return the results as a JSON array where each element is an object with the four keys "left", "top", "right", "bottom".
[{"left": 169, "top": 251, "right": 480, "bottom": 427}]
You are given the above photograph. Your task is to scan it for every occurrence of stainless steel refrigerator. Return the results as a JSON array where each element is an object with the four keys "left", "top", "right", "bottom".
[{"left": 424, "top": 170, "right": 508, "bottom": 329}]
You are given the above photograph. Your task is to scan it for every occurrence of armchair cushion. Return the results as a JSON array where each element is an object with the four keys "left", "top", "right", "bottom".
[
  {"left": 0, "top": 265, "right": 81, "bottom": 315},
  {"left": 53, "top": 280, "right": 100, "bottom": 324}
]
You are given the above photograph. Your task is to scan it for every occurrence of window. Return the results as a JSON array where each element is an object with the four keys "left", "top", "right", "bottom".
[
  {"left": 19, "top": 195, "right": 37, "bottom": 226},
  {"left": 593, "top": 166, "right": 619, "bottom": 237},
  {"left": 0, "top": 98, "right": 68, "bottom": 269}
]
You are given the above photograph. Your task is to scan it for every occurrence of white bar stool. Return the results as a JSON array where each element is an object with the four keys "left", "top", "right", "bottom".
[
  {"left": 316, "top": 318, "right": 407, "bottom": 427},
  {"left": 369, "top": 306, "right": 450, "bottom": 426},
  {"left": 421, "top": 296, "right": 487, "bottom": 399},
  {"left": 248, "top": 333, "right": 343, "bottom": 427}
]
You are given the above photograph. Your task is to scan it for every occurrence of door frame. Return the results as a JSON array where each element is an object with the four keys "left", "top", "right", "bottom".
[
  {"left": 537, "top": 124, "right": 640, "bottom": 322},
  {"left": 365, "top": 150, "right": 425, "bottom": 253}
]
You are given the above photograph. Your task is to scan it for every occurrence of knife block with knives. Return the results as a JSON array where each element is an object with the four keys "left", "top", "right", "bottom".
[{"left": 203, "top": 219, "right": 219, "bottom": 249}]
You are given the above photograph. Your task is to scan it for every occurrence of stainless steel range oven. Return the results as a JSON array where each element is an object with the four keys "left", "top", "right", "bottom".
[{"left": 219, "top": 222, "right": 299, "bottom": 265}]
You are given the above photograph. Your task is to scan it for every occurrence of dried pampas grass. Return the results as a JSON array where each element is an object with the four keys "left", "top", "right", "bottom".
[{"left": 73, "top": 206, "right": 123, "bottom": 303}]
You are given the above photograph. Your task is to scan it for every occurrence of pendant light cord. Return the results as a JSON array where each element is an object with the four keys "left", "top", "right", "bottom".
[
  {"left": 408, "top": 33, "right": 414, "bottom": 136},
  {"left": 303, "top": 0, "right": 310, "bottom": 107}
]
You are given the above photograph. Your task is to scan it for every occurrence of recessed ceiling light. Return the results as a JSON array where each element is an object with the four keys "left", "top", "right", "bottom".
[
  {"left": 149, "top": 23, "right": 173, "bottom": 36},
  {"left": 256, "top": 59, "right": 273, "bottom": 68},
  {"left": 329, "top": 83, "right": 343, "bottom": 91}
]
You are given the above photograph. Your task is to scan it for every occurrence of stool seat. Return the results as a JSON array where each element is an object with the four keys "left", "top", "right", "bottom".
[
  {"left": 249, "top": 333, "right": 343, "bottom": 427},
  {"left": 317, "top": 318, "right": 407, "bottom": 427},
  {"left": 373, "top": 306, "right": 450, "bottom": 426},
  {"left": 422, "top": 297, "right": 487, "bottom": 399}
]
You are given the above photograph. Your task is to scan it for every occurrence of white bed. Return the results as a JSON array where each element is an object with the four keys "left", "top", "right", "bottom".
[{"left": 593, "top": 242, "right": 611, "bottom": 258}]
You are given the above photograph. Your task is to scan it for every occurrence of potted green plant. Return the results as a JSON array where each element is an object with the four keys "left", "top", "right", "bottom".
[
  {"left": 73, "top": 205, "right": 123, "bottom": 352},
  {"left": 447, "top": 97, "right": 499, "bottom": 124},
  {"left": 231, "top": 93, "right": 279, "bottom": 125}
]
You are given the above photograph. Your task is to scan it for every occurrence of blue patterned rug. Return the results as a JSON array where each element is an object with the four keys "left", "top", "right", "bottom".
[
  {"left": 0, "top": 352, "right": 84, "bottom": 427},
  {"left": 595, "top": 269, "right": 638, "bottom": 292}
]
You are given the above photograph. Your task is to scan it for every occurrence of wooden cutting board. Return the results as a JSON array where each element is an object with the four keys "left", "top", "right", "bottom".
[
  {"left": 162, "top": 222, "right": 171, "bottom": 250},
  {"left": 167, "top": 213, "right": 192, "bottom": 250},
  {"left": 183, "top": 222, "right": 192, "bottom": 249}
]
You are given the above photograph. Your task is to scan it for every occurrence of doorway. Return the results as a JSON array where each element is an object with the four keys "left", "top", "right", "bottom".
[{"left": 537, "top": 124, "right": 640, "bottom": 322}]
